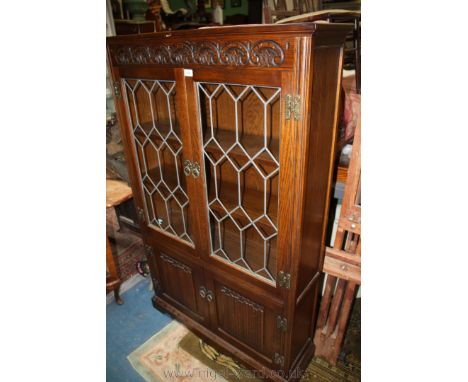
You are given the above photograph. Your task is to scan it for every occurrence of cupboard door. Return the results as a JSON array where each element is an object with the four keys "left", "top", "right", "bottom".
[
  {"left": 152, "top": 249, "right": 209, "bottom": 324},
  {"left": 204, "top": 272, "right": 283, "bottom": 369},
  {"left": 195, "top": 80, "right": 282, "bottom": 286},
  {"left": 120, "top": 75, "right": 196, "bottom": 251}
]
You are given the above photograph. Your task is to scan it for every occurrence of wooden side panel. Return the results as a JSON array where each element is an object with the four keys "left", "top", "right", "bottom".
[
  {"left": 296, "top": 46, "right": 343, "bottom": 292},
  {"left": 289, "top": 281, "right": 318, "bottom": 370},
  {"left": 289, "top": 45, "right": 344, "bottom": 368}
]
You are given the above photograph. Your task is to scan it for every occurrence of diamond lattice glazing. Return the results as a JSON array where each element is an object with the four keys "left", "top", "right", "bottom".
[
  {"left": 198, "top": 82, "right": 281, "bottom": 282},
  {"left": 123, "top": 79, "right": 193, "bottom": 244}
]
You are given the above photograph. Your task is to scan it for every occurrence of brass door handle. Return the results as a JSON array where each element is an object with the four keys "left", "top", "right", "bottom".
[
  {"left": 199, "top": 287, "right": 214, "bottom": 302},
  {"left": 192, "top": 162, "right": 200, "bottom": 178},
  {"left": 183, "top": 159, "right": 192, "bottom": 176},
  {"left": 199, "top": 286, "right": 207, "bottom": 299},
  {"left": 183, "top": 160, "right": 201, "bottom": 179}
]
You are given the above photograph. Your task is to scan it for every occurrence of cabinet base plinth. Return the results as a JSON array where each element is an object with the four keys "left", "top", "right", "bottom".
[{"left": 151, "top": 295, "right": 315, "bottom": 382}]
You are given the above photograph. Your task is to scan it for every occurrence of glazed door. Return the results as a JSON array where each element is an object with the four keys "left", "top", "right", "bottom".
[
  {"left": 117, "top": 68, "right": 201, "bottom": 257},
  {"left": 188, "top": 68, "right": 290, "bottom": 293}
]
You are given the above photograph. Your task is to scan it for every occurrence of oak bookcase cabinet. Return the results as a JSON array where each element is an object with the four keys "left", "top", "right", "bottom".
[{"left": 107, "top": 23, "right": 350, "bottom": 381}]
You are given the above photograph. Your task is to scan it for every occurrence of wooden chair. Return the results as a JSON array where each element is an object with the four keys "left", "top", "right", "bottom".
[{"left": 313, "top": 111, "right": 361, "bottom": 363}]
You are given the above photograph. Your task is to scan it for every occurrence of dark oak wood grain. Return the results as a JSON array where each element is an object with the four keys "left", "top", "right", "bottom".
[{"left": 107, "top": 22, "right": 351, "bottom": 381}]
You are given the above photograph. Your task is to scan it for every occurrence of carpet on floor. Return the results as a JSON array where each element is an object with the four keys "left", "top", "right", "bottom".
[
  {"left": 128, "top": 299, "right": 360, "bottom": 381},
  {"left": 107, "top": 278, "right": 173, "bottom": 382}
]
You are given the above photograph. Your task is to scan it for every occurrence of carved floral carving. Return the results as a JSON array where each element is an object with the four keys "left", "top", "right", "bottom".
[{"left": 112, "top": 40, "right": 286, "bottom": 68}]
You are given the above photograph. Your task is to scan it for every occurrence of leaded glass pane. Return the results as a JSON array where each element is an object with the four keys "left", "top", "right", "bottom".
[
  {"left": 123, "top": 79, "right": 193, "bottom": 245},
  {"left": 198, "top": 82, "right": 281, "bottom": 283}
]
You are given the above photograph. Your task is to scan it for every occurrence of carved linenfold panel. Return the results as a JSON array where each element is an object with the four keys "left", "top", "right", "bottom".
[
  {"left": 220, "top": 286, "right": 264, "bottom": 312},
  {"left": 160, "top": 254, "right": 191, "bottom": 274},
  {"left": 111, "top": 40, "right": 286, "bottom": 68},
  {"left": 216, "top": 284, "right": 266, "bottom": 354}
]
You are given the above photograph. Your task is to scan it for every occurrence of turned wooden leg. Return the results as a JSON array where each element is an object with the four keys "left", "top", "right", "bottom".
[{"left": 114, "top": 285, "right": 124, "bottom": 305}]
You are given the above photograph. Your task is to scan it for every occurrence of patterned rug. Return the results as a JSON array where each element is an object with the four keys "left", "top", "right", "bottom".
[
  {"left": 106, "top": 207, "right": 146, "bottom": 282},
  {"left": 128, "top": 300, "right": 360, "bottom": 381}
]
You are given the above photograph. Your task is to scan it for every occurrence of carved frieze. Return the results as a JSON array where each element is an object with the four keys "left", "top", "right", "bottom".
[
  {"left": 111, "top": 40, "right": 286, "bottom": 68},
  {"left": 160, "top": 254, "right": 191, "bottom": 273},
  {"left": 220, "top": 286, "right": 264, "bottom": 312}
]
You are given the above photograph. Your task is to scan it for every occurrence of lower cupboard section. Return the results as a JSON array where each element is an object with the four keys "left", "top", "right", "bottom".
[{"left": 151, "top": 248, "right": 285, "bottom": 371}]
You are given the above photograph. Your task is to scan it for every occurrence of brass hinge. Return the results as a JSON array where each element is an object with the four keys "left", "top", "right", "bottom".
[
  {"left": 278, "top": 271, "right": 291, "bottom": 289},
  {"left": 113, "top": 81, "right": 121, "bottom": 99},
  {"left": 285, "top": 94, "right": 301, "bottom": 121},
  {"left": 277, "top": 315, "right": 288, "bottom": 332},
  {"left": 274, "top": 353, "right": 285, "bottom": 367}
]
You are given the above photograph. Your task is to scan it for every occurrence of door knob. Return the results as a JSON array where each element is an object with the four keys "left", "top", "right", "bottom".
[{"left": 206, "top": 290, "right": 214, "bottom": 302}]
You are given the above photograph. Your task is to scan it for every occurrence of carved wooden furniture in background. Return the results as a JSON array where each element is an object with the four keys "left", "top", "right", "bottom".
[
  {"left": 107, "top": 179, "right": 133, "bottom": 209},
  {"left": 263, "top": 0, "right": 322, "bottom": 24},
  {"left": 313, "top": 111, "right": 361, "bottom": 364},
  {"left": 146, "top": 1, "right": 163, "bottom": 32},
  {"left": 276, "top": 10, "right": 361, "bottom": 94},
  {"left": 107, "top": 23, "right": 351, "bottom": 381},
  {"left": 106, "top": 179, "right": 134, "bottom": 304},
  {"left": 107, "top": 179, "right": 134, "bottom": 232}
]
